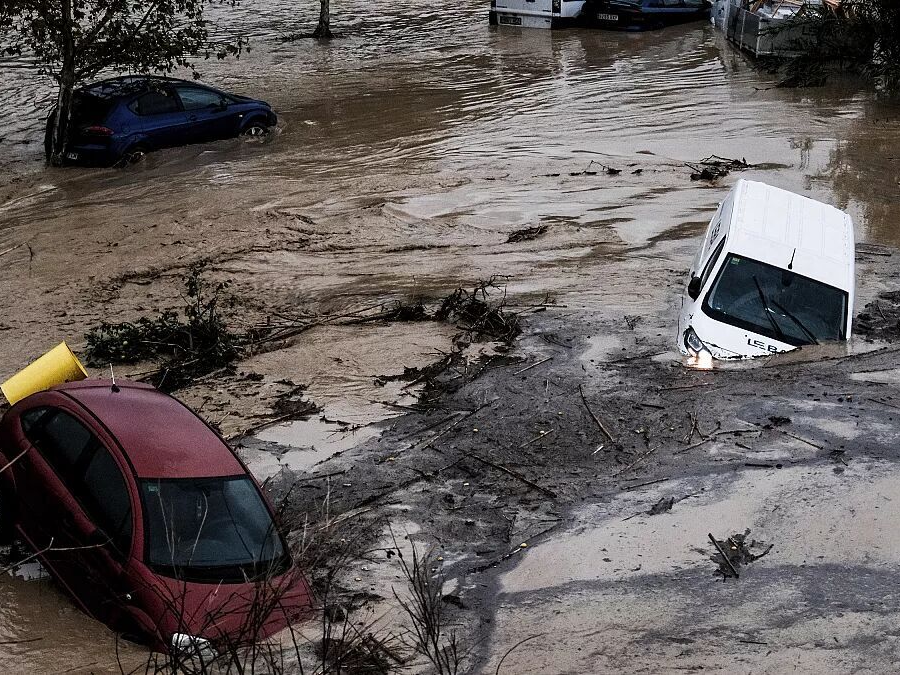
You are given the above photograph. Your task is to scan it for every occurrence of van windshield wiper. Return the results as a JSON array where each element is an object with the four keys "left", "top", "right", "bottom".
[
  {"left": 752, "top": 275, "right": 784, "bottom": 339},
  {"left": 770, "top": 298, "right": 819, "bottom": 345}
]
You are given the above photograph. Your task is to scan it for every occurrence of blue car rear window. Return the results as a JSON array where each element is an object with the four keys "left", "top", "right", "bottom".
[
  {"left": 71, "top": 93, "right": 115, "bottom": 125},
  {"left": 129, "top": 90, "right": 180, "bottom": 116}
]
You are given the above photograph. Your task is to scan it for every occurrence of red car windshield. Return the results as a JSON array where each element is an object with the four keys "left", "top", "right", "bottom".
[{"left": 140, "top": 476, "right": 287, "bottom": 582}]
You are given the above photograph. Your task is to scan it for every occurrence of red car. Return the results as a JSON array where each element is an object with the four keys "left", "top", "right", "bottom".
[{"left": 0, "top": 379, "right": 312, "bottom": 653}]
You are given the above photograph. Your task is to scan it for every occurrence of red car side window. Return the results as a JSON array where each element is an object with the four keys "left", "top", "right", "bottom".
[
  {"left": 78, "top": 445, "right": 133, "bottom": 557},
  {"left": 27, "top": 409, "right": 93, "bottom": 480},
  {"left": 23, "top": 407, "right": 133, "bottom": 558},
  {"left": 20, "top": 406, "right": 50, "bottom": 436}
]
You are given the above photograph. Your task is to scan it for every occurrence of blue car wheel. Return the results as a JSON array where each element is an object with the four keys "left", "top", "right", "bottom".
[
  {"left": 119, "top": 144, "right": 148, "bottom": 166},
  {"left": 241, "top": 119, "right": 272, "bottom": 137}
]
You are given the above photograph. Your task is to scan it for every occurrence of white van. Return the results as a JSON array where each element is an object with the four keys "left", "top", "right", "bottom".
[
  {"left": 678, "top": 179, "right": 855, "bottom": 361},
  {"left": 489, "top": 0, "right": 586, "bottom": 29}
]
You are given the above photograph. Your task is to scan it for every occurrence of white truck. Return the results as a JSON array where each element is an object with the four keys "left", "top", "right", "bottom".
[{"left": 678, "top": 179, "right": 855, "bottom": 361}]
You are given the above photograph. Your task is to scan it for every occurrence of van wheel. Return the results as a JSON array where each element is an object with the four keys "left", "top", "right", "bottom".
[{"left": 241, "top": 121, "right": 271, "bottom": 138}]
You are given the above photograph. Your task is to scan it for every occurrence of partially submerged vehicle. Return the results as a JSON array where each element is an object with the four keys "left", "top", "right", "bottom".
[
  {"left": 489, "top": 0, "right": 586, "bottom": 29},
  {"left": 678, "top": 179, "right": 855, "bottom": 361},
  {"left": 0, "top": 379, "right": 312, "bottom": 653},
  {"left": 712, "top": 0, "right": 838, "bottom": 57},
  {"left": 45, "top": 76, "right": 277, "bottom": 166},
  {"left": 581, "top": 0, "right": 710, "bottom": 31},
  {"left": 488, "top": 0, "right": 709, "bottom": 29}
]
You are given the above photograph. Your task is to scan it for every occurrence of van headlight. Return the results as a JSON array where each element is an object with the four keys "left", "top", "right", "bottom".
[
  {"left": 683, "top": 326, "right": 708, "bottom": 356},
  {"left": 684, "top": 327, "right": 714, "bottom": 370}
]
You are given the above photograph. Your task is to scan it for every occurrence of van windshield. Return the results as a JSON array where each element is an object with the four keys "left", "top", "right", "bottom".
[
  {"left": 140, "top": 476, "right": 287, "bottom": 582},
  {"left": 702, "top": 254, "right": 848, "bottom": 346}
]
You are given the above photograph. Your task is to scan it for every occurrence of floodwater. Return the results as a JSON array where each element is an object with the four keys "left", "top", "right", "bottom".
[{"left": 3, "top": 0, "right": 900, "bottom": 668}]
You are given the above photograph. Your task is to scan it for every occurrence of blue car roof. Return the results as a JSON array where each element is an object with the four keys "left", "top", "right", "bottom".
[{"left": 80, "top": 76, "right": 198, "bottom": 100}]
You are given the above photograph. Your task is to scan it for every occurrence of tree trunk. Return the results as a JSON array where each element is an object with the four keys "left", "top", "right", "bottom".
[
  {"left": 50, "top": 70, "right": 76, "bottom": 166},
  {"left": 49, "top": 0, "right": 77, "bottom": 166},
  {"left": 312, "top": 0, "right": 332, "bottom": 38}
]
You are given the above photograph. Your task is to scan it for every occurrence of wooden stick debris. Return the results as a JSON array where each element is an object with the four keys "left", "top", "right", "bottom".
[
  {"left": 751, "top": 543, "right": 774, "bottom": 561},
  {"left": 867, "top": 397, "right": 900, "bottom": 411},
  {"left": 513, "top": 356, "right": 553, "bottom": 375},
  {"left": 622, "top": 477, "right": 670, "bottom": 491},
  {"left": 295, "top": 469, "right": 347, "bottom": 483},
  {"left": 657, "top": 382, "right": 717, "bottom": 392},
  {"left": 408, "top": 398, "right": 497, "bottom": 451},
  {"left": 395, "top": 411, "right": 465, "bottom": 440},
  {"left": 708, "top": 533, "right": 740, "bottom": 578},
  {"left": 578, "top": 384, "right": 615, "bottom": 442},
  {"left": 471, "top": 522, "right": 562, "bottom": 573},
  {"left": 466, "top": 452, "right": 557, "bottom": 499},
  {"left": 0, "top": 243, "right": 24, "bottom": 258},
  {"left": 522, "top": 428, "right": 555, "bottom": 447},
  {"left": 612, "top": 446, "right": 658, "bottom": 476},
  {"left": 673, "top": 437, "right": 711, "bottom": 455},
  {"left": 752, "top": 422, "right": 824, "bottom": 450}
]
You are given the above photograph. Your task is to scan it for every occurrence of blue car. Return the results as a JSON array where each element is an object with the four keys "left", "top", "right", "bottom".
[
  {"left": 581, "top": 0, "right": 710, "bottom": 30},
  {"left": 45, "top": 76, "right": 278, "bottom": 166}
]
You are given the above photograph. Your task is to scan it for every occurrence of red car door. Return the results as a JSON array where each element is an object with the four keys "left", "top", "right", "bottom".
[{"left": 13, "top": 404, "right": 135, "bottom": 623}]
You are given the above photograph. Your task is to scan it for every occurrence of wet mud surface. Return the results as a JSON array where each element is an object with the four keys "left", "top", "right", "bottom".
[{"left": 4, "top": 0, "right": 900, "bottom": 670}]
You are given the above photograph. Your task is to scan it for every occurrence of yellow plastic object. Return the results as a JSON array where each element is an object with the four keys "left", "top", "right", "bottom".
[{"left": 1, "top": 342, "right": 89, "bottom": 405}]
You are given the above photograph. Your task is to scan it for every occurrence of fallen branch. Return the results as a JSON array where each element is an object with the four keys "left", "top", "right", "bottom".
[
  {"left": 0, "top": 243, "right": 24, "bottom": 258},
  {"left": 578, "top": 384, "right": 615, "bottom": 442},
  {"left": 407, "top": 399, "right": 497, "bottom": 451},
  {"left": 465, "top": 453, "right": 557, "bottom": 499},
  {"left": 513, "top": 356, "right": 552, "bottom": 375},
  {"left": 495, "top": 634, "right": 545, "bottom": 675},
  {"left": 471, "top": 522, "right": 562, "bottom": 573},
  {"left": 708, "top": 533, "right": 740, "bottom": 579},
  {"left": 621, "top": 477, "right": 669, "bottom": 491},
  {"left": 612, "top": 446, "right": 658, "bottom": 477}
]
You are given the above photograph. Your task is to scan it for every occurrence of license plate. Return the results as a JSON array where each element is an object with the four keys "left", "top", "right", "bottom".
[
  {"left": 499, "top": 15, "right": 523, "bottom": 25},
  {"left": 598, "top": 12, "right": 618, "bottom": 20},
  {"left": 66, "top": 152, "right": 79, "bottom": 160}
]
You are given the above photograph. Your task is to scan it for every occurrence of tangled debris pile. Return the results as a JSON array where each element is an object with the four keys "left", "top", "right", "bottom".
[
  {"left": 855, "top": 290, "right": 900, "bottom": 341},
  {"left": 708, "top": 529, "right": 774, "bottom": 580},
  {"left": 507, "top": 225, "right": 549, "bottom": 243},
  {"left": 85, "top": 270, "right": 521, "bottom": 399},
  {"left": 86, "top": 264, "right": 240, "bottom": 391},
  {"left": 687, "top": 155, "right": 753, "bottom": 181},
  {"left": 435, "top": 276, "right": 521, "bottom": 344}
]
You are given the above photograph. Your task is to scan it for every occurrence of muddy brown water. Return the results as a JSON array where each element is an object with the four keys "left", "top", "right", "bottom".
[{"left": 2, "top": 0, "right": 900, "bottom": 669}]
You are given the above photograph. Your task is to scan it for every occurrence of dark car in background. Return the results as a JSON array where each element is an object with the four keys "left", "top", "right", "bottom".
[
  {"left": 45, "top": 76, "right": 278, "bottom": 166},
  {"left": 0, "top": 380, "right": 312, "bottom": 653}
]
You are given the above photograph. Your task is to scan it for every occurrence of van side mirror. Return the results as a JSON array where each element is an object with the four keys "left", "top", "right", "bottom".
[{"left": 687, "top": 276, "right": 702, "bottom": 300}]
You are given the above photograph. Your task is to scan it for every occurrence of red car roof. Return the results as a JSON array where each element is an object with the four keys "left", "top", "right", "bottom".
[{"left": 55, "top": 380, "right": 244, "bottom": 479}]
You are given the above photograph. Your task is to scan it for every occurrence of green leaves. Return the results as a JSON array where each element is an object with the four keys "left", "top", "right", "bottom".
[{"left": 1, "top": 0, "right": 245, "bottom": 85}]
